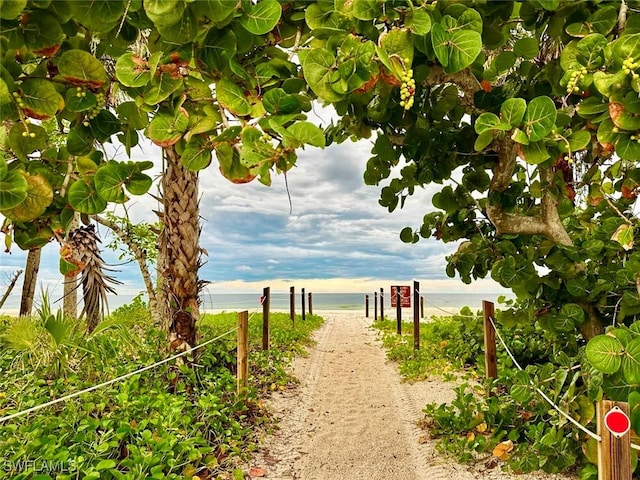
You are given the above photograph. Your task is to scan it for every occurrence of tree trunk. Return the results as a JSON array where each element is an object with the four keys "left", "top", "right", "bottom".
[
  {"left": 0, "top": 269, "right": 23, "bottom": 310},
  {"left": 94, "top": 214, "right": 162, "bottom": 326},
  {"left": 19, "top": 248, "right": 41, "bottom": 317},
  {"left": 161, "top": 145, "right": 201, "bottom": 350},
  {"left": 63, "top": 214, "right": 79, "bottom": 319}
]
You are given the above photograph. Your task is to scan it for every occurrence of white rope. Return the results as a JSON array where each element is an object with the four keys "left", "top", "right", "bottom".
[
  {"left": 487, "top": 316, "right": 601, "bottom": 442},
  {"left": 0, "top": 327, "right": 239, "bottom": 424}
]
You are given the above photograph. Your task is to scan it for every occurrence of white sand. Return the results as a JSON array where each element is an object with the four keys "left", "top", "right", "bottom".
[{"left": 245, "top": 310, "right": 576, "bottom": 480}]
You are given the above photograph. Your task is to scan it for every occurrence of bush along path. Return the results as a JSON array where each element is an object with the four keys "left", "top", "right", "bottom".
[
  {"left": 0, "top": 299, "right": 323, "bottom": 479},
  {"left": 247, "top": 311, "right": 574, "bottom": 480},
  {"left": 374, "top": 308, "right": 589, "bottom": 478}
]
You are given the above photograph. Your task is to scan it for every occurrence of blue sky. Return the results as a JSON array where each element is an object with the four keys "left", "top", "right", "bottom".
[{"left": 0, "top": 124, "right": 508, "bottom": 311}]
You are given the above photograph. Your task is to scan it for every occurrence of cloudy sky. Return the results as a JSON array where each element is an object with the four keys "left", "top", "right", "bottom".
[{"left": 0, "top": 117, "right": 508, "bottom": 311}]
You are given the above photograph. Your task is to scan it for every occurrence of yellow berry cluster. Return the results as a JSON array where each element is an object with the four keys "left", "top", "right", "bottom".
[
  {"left": 622, "top": 58, "right": 640, "bottom": 80},
  {"left": 566, "top": 67, "right": 587, "bottom": 94},
  {"left": 563, "top": 155, "right": 574, "bottom": 165},
  {"left": 12, "top": 91, "right": 25, "bottom": 109},
  {"left": 629, "top": 133, "right": 640, "bottom": 144},
  {"left": 399, "top": 68, "right": 415, "bottom": 110},
  {"left": 83, "top": 91, "right": 106, "bottom": 126}
]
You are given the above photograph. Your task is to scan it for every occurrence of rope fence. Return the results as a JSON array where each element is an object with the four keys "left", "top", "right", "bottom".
[{"left": 0, "top": 300, "right": 268, "bottom": 425}]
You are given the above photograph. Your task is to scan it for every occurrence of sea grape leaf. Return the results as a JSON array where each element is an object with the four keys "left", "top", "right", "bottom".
[
  {"left": 0, "top": 164, "right": 28, "bottom": 210},
  {"left": 67, "top": 178, "right": 107, "bottom": 214},
  {"left": 0, "top": 172, "right": 53, "bottom": 222},
  {"left": 500, "top": 98, "right": 527, "bottom": 128},
  {"left": 524, "top": 96, "right": 556, "bottom": 141},
  {"left": 240, "top": 0, "right": 282, "bottom": 35},
  {"left": 302, "top": 48, "right": 344, "bottom": 102},
  {"left": 19, "top": 79, "right": 63, "bottom": 120},
  {"left": 115, "top": 54, "right": 151, "bottom": 88},
  {"left": 431, "top": 23, "right": 482, "bottom": 73},
  {"left": 586, "top": 335, "right": 623, "bottom": 374},
  {"left": 217, "top": 78, "right": 251, "bottom": 116}
]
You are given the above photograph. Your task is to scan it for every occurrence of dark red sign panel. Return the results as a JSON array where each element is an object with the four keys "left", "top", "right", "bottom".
[{"left": 391, "top": 286, "right": 411, "bottom": 308}]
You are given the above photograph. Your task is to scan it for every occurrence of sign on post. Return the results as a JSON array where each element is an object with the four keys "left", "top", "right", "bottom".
[
  {"left": 391, "top": 286, "right": 411, "bottom": 308},
  {"left": 604, "top": 406, "right": 631, "bottom": 438}
]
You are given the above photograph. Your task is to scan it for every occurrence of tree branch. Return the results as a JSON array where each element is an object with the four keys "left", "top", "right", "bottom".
[
  {"left": 94, "top": 215, "right": 160, "bottom": 323},
  {"left": 486, "top": 136, "right": 573, "bottom": 246}
]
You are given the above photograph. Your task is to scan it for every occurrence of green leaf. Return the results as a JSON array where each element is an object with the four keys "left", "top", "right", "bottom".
[
  {"left": 514, "top": 37, "right": 539, "bottom": 59},
  {"left": 8, "top": 123, "right": 47, "bottom": 161},
  {"left": 145, "top": 109, "right": 189, "bottom": 147},
  {"left": 0, "top": 0, "right": 27, "bottom": 20},
  {"left": 431, "top": 23, "right": 482, "bottom": 74},
  {"left": 586, "top": 335, "right": 623, "bottom": 374},
  {"left": 94, "top": 162, "right": 129, "bottom": 203},
  {"left": 23, "top": 10, "right": 64, "bottom": 55},
  {"left": 69, "top": 0, "right": 125, "bottom": 32},
  {"left": 593, "top": 70, "right": 627, "bottom": 98},
  {"left": 511, "top": 371, "right": 532, "bottom": 403},
  {"left": 115, "top": 53, "right": 151, "bottom": 88},
  {"left": 65, "top": 89, "right": 97, "bottom": 113},
  {"left": 409, "top": 9, "right": 431, "bottom": 36},
  {"left": 474, "top": 130, "right": 493, "bottom": 151},
  {"left": 1, "top": 173, "right": 53, "bottom": 222},
  {"left": 500, "top": 98, "right": 526, "bottom": 128},
  {"left": 96, "top": 460, "right": 116, "bottom": 471},
  {"left": 217, "top": 78, "right": 251, "bottom": 116},
  {"left": 66, "top": 124, "right": 93, "bottom": 156},
  {"left": 285, "top": 122, "right": 325, "bottom": 148},
  {"left": 400, "top": 226, "right": 414, "bottom": 243},
  {"left": 0, "top": 78, "right": 10, "bottom": 106},
  {"left": 58, "top": 50, "right": 106, "bottom": 88},
  {"left": 474, "top": 112, "right": 501, "bottom": 134},
  {"left": 524, "top": 96, "right": 556, "bottom": 141},
  {"left": 240, "top": 0, "right": 282, "bottom": 35},
  {"left": 182, "top": 138, "right": 213, "bottom": 171},
  {"left": 0, "top": 169, "right": 28, "bottom": 209},
  {"left": 558, "top": 130, "right": 591, "bottom": 153},
  {"left": 380, "top": 28, "right": 414, "bottom": 72},
  {"left": 302, "top": 48, "right": 343, "bottom": 102},
  {"left": 611, "top": 224, "right": 634, "bottom": 251},
  {"left": 143, "top": 74, "right": 183, "bottom": 106},
  {"left": 622, "top": 337, "right": 640, "bottom": 384},
  {"left": 353, "top": 0, "right": 380, "bottom": 21},
  {"left": 561, "top": 303, "right": 585, "bottom": 327},
  {"left": 520, "top": 141, "right": 550, "bottom": 165},
  {"left": 126, "top": 172, "right": 152, "bottom": 195},
  {"left": 20, "top": 79, "right": 63, "bottom": 120},
  {"left": 68, "top": 178, "right": 107, "bottom": 214},
  {"left": 263, "top": 88, "right": 300, "bottom": 114}
]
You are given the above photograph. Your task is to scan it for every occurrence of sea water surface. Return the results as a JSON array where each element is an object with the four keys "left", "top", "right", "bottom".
[{"left": 0, "top": 291, "right": 513, "bottom": 315}]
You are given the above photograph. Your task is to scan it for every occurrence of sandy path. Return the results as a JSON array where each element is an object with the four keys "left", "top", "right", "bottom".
[{"left": 247, "top": 311, "right": 575, "bottom": 480}]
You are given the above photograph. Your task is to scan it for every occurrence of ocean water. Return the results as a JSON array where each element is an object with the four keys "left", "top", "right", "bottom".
[
  {"left": 199, "top": 291, "right": 510, "bottom": 313},
  {"left": 0, "top": 291, "right": 512, "bottom": 315}
]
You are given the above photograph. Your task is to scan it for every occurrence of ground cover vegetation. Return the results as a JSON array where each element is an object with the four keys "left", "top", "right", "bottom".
[
  {"left": 0, "top": 298, "right": 322, "bottom": 479},
  {"left": 1, "top": 0, "right": 640, "bottom": 476},
  {"left": 374, "top": 304, "right": 637, "bottom": 478}
]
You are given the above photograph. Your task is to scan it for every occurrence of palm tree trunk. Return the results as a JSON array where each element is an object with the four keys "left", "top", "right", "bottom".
[
  {"left": 20, "top": 248, "right": 41, "bottom": 316},
  {"left": 63, "top": 215, "right": 79, "bottom": 319},
  {"left": 161, "top": 145, "right": 201, "bottom": 350}
]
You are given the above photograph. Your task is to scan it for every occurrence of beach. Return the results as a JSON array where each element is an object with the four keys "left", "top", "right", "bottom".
[{"left": 245, "top": 310, "right": 575, "bottom": 480}]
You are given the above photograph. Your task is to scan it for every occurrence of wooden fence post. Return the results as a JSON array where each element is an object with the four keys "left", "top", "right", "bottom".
[
  {"left": 395, "top": 286, "right": 402, "bottom": 335},
  {"left": 237, "top": 311, "right": 249, "bottom": 396},
  {"left": 301, "top": 288, "right": 306, "bottom": 321},
  {"left": 380, "top": 288, "right": 384, "bottom": 321},
  {"left": 374, "top": 292, "right": 378, "bottom": 321},
  {"left": 420, "top": 296, "right": 424, "bottom": 318},
  {"left": 413, "top": 281, "right": 420, "bottom": 350},
  {"left": 308, "top": 292, "right": 313, "bottom": 315},
  {"left": 262, "top": 287, "right": 270, "bottom": 351},
  {"left": 597, "top": 400, "right": 632, "bottom": 480},
  {"left": 289, "top": 286, "right": 295, "bottom": 325},
  {"left": 482, "top": 301, "right": 498, "bottom": 380},
  {"left": 365, "top": 294, "right": 369, "bottom": 318}
]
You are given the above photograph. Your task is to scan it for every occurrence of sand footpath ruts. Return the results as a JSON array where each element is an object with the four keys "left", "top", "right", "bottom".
[{"left": 246, "top": 311, "right": 576, "bottom": 480}]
